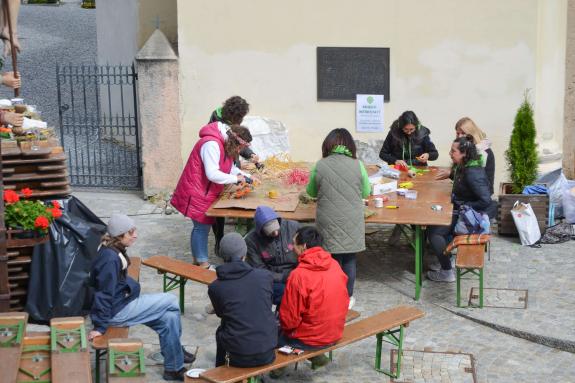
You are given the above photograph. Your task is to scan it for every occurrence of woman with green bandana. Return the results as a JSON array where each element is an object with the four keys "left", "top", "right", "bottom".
[{"left": 306, "top": 128, "right": 371, "bottom": 309}]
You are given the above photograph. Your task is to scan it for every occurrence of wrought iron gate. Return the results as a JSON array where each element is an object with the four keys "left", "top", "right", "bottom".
[{"left": 56, "top": 63, "right": 142, "bottom": 189}]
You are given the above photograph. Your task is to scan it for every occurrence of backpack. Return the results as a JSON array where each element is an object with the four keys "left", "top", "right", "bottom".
[
  {"left": 455, "top": 205, "right": 491, "bottom": 235},
  {"left": 540, "top": 223, "right": 575, "bottom": 244}
]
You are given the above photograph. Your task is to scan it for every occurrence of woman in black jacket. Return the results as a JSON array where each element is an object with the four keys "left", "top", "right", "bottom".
[
  {"left": 427, "top": 135, "right": 492, "bottom": 282},
  {"left": 379, "top": 111, "right": 439, "bottom": 168}
]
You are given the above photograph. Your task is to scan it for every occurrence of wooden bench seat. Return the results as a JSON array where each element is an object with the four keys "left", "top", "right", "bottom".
[
  {"left": 455, "top": 244, "right": 486, "bottom": 308},
  {"left": 91, "top": 257, "right": 141, "bottom": 383},
  {"left": 196, "top": 305, "right": 424, "bottom": 383},
  {"left": 142, "top": 255, "right": 217, "bottom": 313},
  {"left": 107, "top": 338, "right": 146, "bottom": 382},
  {"left": 0, "top": 312, "right": 28, "bottom": 383}
]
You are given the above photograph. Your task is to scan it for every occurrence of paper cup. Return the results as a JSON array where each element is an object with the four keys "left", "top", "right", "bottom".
[{"left": 374, "top": 197, "right": 384, "bottom": 208}]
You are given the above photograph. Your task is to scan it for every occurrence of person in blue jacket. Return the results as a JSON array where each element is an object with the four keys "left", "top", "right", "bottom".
[{"left": 88, "top": 214, "right": 195, "bottom": 381}]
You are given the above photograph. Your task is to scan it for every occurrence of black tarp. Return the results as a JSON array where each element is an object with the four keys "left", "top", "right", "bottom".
[{"left": 25, "top": 196, "right": 105, "bottom": 323}]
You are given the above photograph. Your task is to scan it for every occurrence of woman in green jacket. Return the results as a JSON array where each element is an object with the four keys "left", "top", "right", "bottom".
[{"left": 306, "top": 128, "right": 371, "bottom": 309}]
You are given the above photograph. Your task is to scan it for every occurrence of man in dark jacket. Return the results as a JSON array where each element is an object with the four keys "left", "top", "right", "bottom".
[
  {"left": 208, "top": 233, "right": 277, "bottom": 367},
  {"left": 245, "top": 206, "right": 300, "bottom": 306}
]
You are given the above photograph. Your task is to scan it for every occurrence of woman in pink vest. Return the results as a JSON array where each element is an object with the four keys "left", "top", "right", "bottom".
[{"left": 171, "top": 123, "right": 253, "bottom": 268}]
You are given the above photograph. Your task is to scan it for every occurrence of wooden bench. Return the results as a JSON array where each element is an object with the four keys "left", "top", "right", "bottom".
[
  {"left": 455, "top": 244, "right": 486, "bottom": 308},
  {"left": 142, "top": 255, "right": 217, "bottom": 313},
  {"left": 196, "top": 305, "right": 424, "bottom": 383},
  {"left": 50, "top": 316, "right": 92, "bottom": 382},
  {"left": 17, "top": 331, "right": 52, "bottom": 382},
  {"left": 92, "top": 256, "right": 141, "bottom": 383},
  {"left": 0, "top": 312, "right": 28, "bottom": 383},
  {"left": 107, "top": 338, "right": 146, "bottom": 382}
]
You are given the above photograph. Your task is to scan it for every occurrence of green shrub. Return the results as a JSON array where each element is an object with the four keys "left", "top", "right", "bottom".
[{"left": 505, "top": 92, "right": 538, "bottom": 194}]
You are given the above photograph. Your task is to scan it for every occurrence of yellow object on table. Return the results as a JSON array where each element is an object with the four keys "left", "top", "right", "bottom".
[{"left": 399, "top": 181, "right": 414, "bottom": 189}]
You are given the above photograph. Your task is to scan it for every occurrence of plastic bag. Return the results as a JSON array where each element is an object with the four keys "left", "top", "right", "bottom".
[
  {"left": 511, "top": 201, "right": 541, "bottom": 246},
  {"left": 540, "top": 222, "right": 574, "bottom": 244},
  {"left": 564, "top": 185, "right": 575, "bottom": 224},
  {"left": 537, "top": 169, "right": 568, "bottom": 217},
  {"left": 25, "top": 196, "right": 106, "bottom": 323}
]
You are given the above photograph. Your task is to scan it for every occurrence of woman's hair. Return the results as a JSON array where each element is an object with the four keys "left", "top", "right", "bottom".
[
  {"left": 294, "top": 226, "right": 323, "bottom": 249},
  {"left": 397, "top": 111, "right": 420, "bottom": 131},
  {"left": 321, "top": 128, "right": 357, "bottom": 159},
  {"left": 222, "top": 96, "right": 250, "bottom": 125},
  {"left": 100, "top": 233, "right": 131, "bottom": 265},
  {"left": 455, "top": 117, "right": 486, "bottom": 145},
  {"left": 224, "top": 125, "right": 252, "bottom": 158},
  {"left": 453, "top": 134, "right": 480, "bottom": 165}
]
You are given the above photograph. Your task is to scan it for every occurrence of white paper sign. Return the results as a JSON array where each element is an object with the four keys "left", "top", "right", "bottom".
[{"left": 356, "top": 94, "right": 384, "bottom": 133}]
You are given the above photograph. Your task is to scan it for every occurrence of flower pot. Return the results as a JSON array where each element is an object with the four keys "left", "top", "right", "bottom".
[
  {"left": 497, "top": 182, "right": 549, "bottom": 236},
  {"left": 6, "top": 229, "right": 49, "bottom": 248}
]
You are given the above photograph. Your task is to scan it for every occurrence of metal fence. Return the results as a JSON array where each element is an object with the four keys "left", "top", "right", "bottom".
[{"left": 56, "top": 63, "right": 141, "bottom": 189}]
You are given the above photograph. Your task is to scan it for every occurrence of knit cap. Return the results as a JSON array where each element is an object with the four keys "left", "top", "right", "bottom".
[
  {"left": 219, "top": 232, "right": 247, "bottom": 262},
  {"left": 107, "top": 214, "right": 136, "bottom": 237},
  {"left": 262, "top": 219, "right": 280, "bottom": 236}
]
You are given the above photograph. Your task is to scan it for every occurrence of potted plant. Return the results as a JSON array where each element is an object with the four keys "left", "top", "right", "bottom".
[
  {"left": 498, "top": 93, "right": 549, "bottom": 235},
  {"left": 3, "top": 188, "right": 62, "bottom": 246}
]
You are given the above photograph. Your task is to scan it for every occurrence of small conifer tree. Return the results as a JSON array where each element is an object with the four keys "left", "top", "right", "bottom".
[{"left": 505, "top": 92, "right": 538, "bottom": 194}]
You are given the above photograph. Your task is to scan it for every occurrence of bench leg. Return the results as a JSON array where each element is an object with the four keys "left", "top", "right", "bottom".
[
  {"left": 479, "top": 268, "right": 484, "bottom": 308},
  {"left": 456, "top": 268, "right": 461, "bottom": 307},
  {"left": 374, "top": 324, "right": 404, "bottom": 379},
  {"left": 457, "top": 268, "right": 484, "bottom": 309},
  {"left": 163, "top": 273, "right": 187, "bottom": 313},
  {"left": 95, "top": 349, "right": 103, "bottom": 383}
]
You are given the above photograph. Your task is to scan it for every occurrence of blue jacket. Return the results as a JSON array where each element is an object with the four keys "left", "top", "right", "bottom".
[{"left": 90, "top": 246, "right": 140, "bottom": 333}]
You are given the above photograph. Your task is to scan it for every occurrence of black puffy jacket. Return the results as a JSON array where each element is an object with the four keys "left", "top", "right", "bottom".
[
  {"left": 379, "top": 123, "right": 439, "bottom": 166},
  {"left": 208, "top": 261, "right": 277, "bottom": 356},
  {"left": 451, "top": 161, "right": 493, "bottom": 214}
]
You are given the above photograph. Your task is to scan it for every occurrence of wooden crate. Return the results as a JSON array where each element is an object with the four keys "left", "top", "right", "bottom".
[{"left": 497, "top": 183, "right": 549, "bottom": 236}]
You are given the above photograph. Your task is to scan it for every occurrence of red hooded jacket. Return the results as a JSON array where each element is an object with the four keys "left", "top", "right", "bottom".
[
  {"left": 171, "top": 122, "right": 233, "bottom": 224},
  {"left": 279, "top": 246, "right": 349, "bottom": 347}
]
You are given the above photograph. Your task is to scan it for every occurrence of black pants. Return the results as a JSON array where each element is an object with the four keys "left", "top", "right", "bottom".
[
  {"left": 332, "top": 253, "right": 356, "bottom": 297},
  {"left": 427, "top": 215, "right": 457, "bottom": 270},
  {"left": 212, "top": 217, "right": 226, "bottom": 255},
  {"left": 215, "top": 339, "right": 275, "bottom": 367}
]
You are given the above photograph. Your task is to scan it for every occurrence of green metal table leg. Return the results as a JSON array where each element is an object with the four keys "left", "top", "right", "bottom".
[
  {"left": 415, "top": 225, "right": 422, "bottom": 300},
  {"left": 179, "top": 276, "right": 185, "bottom": 313},
  {"left": 95, "top": 349, "right": 101, "bottom": 383},
  {"left": 456, "top": 268, "right": 461, "bottom": 307},
  {"left": 163, "top": 274, "right": 168, "bottom": 293},
  {"left": 479, "top": 268, "right": 484, "bottom": 308}
]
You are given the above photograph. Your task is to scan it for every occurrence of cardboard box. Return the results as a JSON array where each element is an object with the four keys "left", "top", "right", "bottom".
[{"left": 370, "top": 176, "right": 398, "bottom": 195}]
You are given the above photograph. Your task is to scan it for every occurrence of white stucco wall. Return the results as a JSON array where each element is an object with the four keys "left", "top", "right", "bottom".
[{"left": 177, "top": 0, "right": 566, "bottom": 189}]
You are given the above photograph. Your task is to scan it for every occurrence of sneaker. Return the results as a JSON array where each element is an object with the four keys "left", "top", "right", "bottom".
[
  {"left": 309, "top": 354, "right": 330, "bottom": 369},
  {"left": 388, "top": 225, "right": 402, "bottom": 244},
  {"left": 163, "top": 367, "right": 186, "bottom": 381},
  {"left": 197, "top": 262, "right": 211, "bottom": 269},
  {"left": 427, "top": 269, "right": 455, "bottom": 282},
  {"left": 205, "top": 302, "right": 215, "bottom": 315},
  {"left": 269, "top": 367, "right": 287, "bottom": 379},
  {"left": 182, "top": 347, "right": 196, "bottom": 364},
  {"left": 427, "top": 257, "right": 455, "bottom": 272},
  {"left": 348, "top": 296, "right": 356, "bottom": 310}
]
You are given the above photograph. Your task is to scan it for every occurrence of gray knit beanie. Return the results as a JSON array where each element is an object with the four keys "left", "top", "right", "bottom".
[
  {"left": 219, "top": 233, "right": 247, "bottom": 262},
  {"left": 107, "top": 214, "right": 136, "bottom": 237}
]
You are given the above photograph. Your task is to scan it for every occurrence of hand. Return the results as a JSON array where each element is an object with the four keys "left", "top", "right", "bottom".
[
  {"left": 2, "top": 71, "right": 21, "bottom": 89},
  {"left": 416, "top": 153, "right": 429, "bottom": 163},
  {"left": 236, "top": 174, "right": 246, "bottom": 184},
  {"left": 88, "top": 330, "right": 103, "bottom": 341},
  {"left": 250, "top": 154, "right": 260, "bottom": 163},
  {"left": 395, "top": 160, "right": 408, "bottom": 169},
  {"left": 3, "top": 112, "right": 23, "bottom": 127},
  {"left": 2, "top": 37, "right": 22, "bottom": 57},
  {"left": 435, "top": 168, "right": 450, "bottom": 180}
]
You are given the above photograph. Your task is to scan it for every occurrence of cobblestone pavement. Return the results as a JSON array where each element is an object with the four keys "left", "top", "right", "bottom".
[{"left": 69, "top": 191, "right": 575, "bottom": 382}]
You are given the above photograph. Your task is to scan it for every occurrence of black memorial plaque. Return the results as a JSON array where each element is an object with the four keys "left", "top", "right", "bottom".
[{"left": 317, "top": 47, "right": 390, "bottom": 102}]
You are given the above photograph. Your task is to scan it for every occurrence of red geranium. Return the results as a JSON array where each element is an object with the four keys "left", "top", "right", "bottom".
[
  {"left": 52, "top": 200, "right": 61, "bottom": 209},
  {"left": 51, "top": 208, "right": 63, "bottom": 219},
  {"left": 3, "top": 190, "right": 20, "bottom": 204},
  {"left": 34, "top": 216, "right": 50, "bottom": 230},
  {"left": 21, "top": 188, "right": 33, "bottom": 198}
]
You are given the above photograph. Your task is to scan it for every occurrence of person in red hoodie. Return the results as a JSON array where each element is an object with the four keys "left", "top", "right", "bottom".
[
  {"left": 277, "top": 226, "right": 349, "bottom": 371},
  {"left": 171, "top": 123, "right": 253, "bottom": 268}
]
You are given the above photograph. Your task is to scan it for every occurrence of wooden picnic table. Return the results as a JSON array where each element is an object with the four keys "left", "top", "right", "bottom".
[{"left": 206, "top": 165, "right": 453, "bottom": 300}]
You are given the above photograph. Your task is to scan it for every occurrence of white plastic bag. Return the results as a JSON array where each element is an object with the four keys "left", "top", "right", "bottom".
[
  {"left": 564, "top": 185, "right": 575, "bottom": 224},
  {"left": 511, "top": 201, "right": 541, "bottom": 246}
]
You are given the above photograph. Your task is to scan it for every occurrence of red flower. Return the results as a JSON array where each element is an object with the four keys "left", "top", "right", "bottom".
[
  {"left": 34, "top": 216, "right": 50, "bottom": 230},
  {"left": 52, "top": 200, "right": 61, "bottom": 209},
  {"left": 21, "top": 188, "right": 33, "bottom": 198},
  {"left": 3, "top": 190, "right": 20, "bottom": 204},
  {"left": 51, "top": 208, "right": 63, "bottom": 219}
]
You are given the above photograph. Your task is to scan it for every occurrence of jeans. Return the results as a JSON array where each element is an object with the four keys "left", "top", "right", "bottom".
[
  {"left": 427, "top": 215, "right": 457, "bottom": 271},
  {"left": 108, "top": 293, "right": 184, "bottom": 371},
  {"left": 272, "top": 282, "right": 286, "bottom": 306},
  {"left": 191, "top": 219, "right": 211, "bottom": 263},
  {"left": 332, "top": 253, "right": 356, "bottom": 297}
]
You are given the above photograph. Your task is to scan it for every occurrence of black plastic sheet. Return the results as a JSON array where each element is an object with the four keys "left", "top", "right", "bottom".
[{"left": 25, "top": 196, "right": 105, "bottom": 323}]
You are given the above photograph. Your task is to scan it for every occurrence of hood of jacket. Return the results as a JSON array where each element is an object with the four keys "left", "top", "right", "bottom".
[
  {"left": 254, "top": 206, "right": 280, "bottom": 235},
  {"left": 297, "top": 246, "right": 332, "bottom": 272},
  {"left": 390, "top": 121, "right": 430, "bottom": 144},
  {"left": 215, "top": 260, "right": 253, "bottom": 280},
  {"left": 199, "top": 121, "right": 224, "bottom": 142}
]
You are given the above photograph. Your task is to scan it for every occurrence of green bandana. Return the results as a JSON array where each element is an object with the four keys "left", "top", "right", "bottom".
[{"left": 331, "top": 145, "right": 353, "bottom": 157}]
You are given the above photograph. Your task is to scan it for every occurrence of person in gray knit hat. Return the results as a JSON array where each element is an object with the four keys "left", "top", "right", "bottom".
[
  {"left": 208, "top": 233, "right": 277, "bottom": 368},
  {"left": 89, "top": 213, "right": 196, "bottom": 381}
]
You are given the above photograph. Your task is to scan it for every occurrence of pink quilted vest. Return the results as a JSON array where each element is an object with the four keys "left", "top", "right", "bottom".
[{"left": 171, "top": 123, "right": 233, "bottom": 224}]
